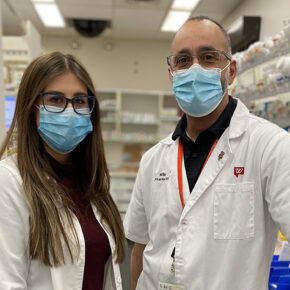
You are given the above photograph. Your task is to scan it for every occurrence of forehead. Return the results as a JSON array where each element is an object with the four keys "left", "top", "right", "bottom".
[
  {"left": 171, "top": 19, "right": 227, "bottom": 54},
  {"left": 45, "top": 72, "right": 86, "bottom": 91}
]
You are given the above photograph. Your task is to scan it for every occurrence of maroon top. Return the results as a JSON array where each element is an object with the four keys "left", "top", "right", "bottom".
[{"left": 50, "top": 156, "right": 111, "bottom": 290}]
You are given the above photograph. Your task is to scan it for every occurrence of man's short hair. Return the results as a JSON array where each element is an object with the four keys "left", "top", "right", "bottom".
[{"left": 186, "top": 16, "right": 232, "bottom": 54}]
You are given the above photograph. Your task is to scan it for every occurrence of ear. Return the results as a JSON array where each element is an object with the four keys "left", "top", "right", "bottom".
[
  {"left": 168, "top": 67, "right": 173, "bottom": 83},
  {"left": 228, "top": 60, "right": 237, "bottom": 86}
]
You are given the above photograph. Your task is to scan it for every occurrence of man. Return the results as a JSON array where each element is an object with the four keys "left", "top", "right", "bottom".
[{"left": 124, "top": 16, "right": 290, "bottom": 290}]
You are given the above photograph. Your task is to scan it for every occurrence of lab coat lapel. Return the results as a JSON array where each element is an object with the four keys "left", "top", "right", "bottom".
[{"left": 180, "top": 131, "right": 232, "bottom": 219}]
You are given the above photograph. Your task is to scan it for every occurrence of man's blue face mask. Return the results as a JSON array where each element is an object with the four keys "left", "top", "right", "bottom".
[
  {"left": 37, "top": 105, "right": 93, "bottom": 154},
  {"left": 172, "top": 63, "right": 230, "bottom": 117}
]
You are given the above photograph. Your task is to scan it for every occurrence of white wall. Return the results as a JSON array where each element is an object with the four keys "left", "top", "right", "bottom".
[
  {"left": 42, "top": 36, "right": 173, "bottom": 92},
  {"left": 0, "top": 2, "right": 6, "bottom": 147},
  {"left": 222, "top": 0, "right": 290, "bottom": 40}
]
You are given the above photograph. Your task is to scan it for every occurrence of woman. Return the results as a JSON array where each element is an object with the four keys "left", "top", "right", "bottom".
[{"left": 0, "top": 52, "right": 126, "bottom": 290}]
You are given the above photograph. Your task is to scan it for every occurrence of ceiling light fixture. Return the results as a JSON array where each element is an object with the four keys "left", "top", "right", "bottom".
[
  {"left": 33, "top": 3, "right": 65, "bottom": 27},
  {"left": 31, "top": 0, "right": 55, "bottom": 3},
  {"left": 161, "top": 11, "right": 191, "bottom": 32},
  {"left": 171, "top": 0, "right": 200, "bottom": 11}
]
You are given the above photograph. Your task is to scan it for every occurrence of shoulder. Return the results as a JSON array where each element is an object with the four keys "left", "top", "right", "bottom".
[
  {"left": 0, "top": 154, "right": 24, "bottom": 203},
  {"left": 140, "top": 134, "right": 175, "bottom": 167},
  {"left": 0, "top": 154, "right": 21, "bottom": 180},
  {"left": 232, "top": 99, "right": 287, "bottom": 141},
  {"left": 244, "top": 113, "right": 290, "bottom": 162},
  {"left": 248, "top": 113, "right": 288, "bottom": 140}
]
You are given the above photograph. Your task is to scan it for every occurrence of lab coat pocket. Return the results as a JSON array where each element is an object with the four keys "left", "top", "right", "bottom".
[{"left": 213, "top": 182, "right": 254, "bottom": 240}]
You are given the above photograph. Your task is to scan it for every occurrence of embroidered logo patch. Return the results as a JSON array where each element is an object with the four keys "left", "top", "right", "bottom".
[{"left": 234, "top": 167, "right": 244, "bottom": 178}]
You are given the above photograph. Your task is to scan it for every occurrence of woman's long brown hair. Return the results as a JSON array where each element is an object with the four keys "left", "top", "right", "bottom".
[{"left": 0, "top": 52, "right": 126, "bottom": 266}]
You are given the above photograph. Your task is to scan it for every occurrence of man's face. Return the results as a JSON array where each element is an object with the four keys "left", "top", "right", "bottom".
[{"left": 170, "top": 19, "right": 235, "bottom": 89}]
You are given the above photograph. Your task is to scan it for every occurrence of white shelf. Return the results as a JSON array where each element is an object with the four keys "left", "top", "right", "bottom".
[
  {"left": 104, "top": 137, "right": 158, "bottom": 144},
  {"left": 101, "top": 118, "right": 116, "bottom": 123},
  {"left": 100, "top": 106, "right": 116, "bottom": 111},
  {"left": 110, "top": 172, "right": 137, "bottom": 178},
  {"left": 97, "top": 89, "right": 180, "bottom": 217},
  {"left": 121, "top": 120, "right": 158, "bottom": 125},
  {"left": 236, "top": 47, "right": 290, "bottom": 75},
  {"left": 121, "top": 138, "right": 157, "bottom": 144},
  {"left": 233, "top": 37, "right": 290, "bottom": 130},
  {"left": 160, "top": 115, "right": 180, "bottom": 122},
  {"left": 244, "top": 86, "right": 290, "bottom": 102}
]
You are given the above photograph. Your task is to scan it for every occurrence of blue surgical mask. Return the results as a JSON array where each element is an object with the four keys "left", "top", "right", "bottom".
[
  {"left": 172, "top": 63, "right": 229, "bottom": 117},
  {"left": 38, "top": 105, "right": 93, "bottom": 154}
]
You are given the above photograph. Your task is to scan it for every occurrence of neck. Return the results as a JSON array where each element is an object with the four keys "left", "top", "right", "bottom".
[
  {"left": 186, "top": 94, "right": 229, "bottom": 141},
  {"left": 45, "top": 145, "right": 71, "bottom": 164}
]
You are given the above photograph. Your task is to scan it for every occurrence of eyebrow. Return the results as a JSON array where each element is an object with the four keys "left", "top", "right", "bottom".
[
  {"left": 43, "top": 90, "right": 88, "bottom": 96},
  {"left": 175, "top": 45, "right": 219, "bottom": 55}
]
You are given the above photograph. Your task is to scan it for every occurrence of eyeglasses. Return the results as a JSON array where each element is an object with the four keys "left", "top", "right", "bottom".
[
  {"left": 167, "top": 50, "right": 231, "bottom": 71},
  {"left": 40, "top": 92, "right": 96, "bottom": 115}
]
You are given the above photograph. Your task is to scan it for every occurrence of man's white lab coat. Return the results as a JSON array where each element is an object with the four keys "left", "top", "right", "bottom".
[
  {"left": 0, "top": 155, "right": 122, "bottom": 290},
  {"left": 124, "top": 99, "right": 290, "bottom": 290}
]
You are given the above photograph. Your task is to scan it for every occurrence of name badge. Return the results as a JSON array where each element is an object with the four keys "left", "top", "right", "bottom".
[{"left": 158, "top": 282, "right": 185, "bottom": 290}]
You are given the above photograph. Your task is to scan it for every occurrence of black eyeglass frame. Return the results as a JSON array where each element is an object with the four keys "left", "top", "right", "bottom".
[
  {"left": 39, "top": 92, "right": 96, "bottom": 115},
  {"left": 167, "top": 50, "right": 232, "bottom": 70}
]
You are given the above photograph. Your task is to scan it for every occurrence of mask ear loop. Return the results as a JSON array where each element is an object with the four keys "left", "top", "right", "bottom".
[
  {"left": 220, "top": 60, "right": 231, "bottom": 73},
  {"left": 221, "top": 61, "right": 231, "bottom": 96}
]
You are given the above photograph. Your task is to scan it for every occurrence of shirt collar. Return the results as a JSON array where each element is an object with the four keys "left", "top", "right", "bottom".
[{"left": 172, "top": 96, "right": 237, "bottom": 141}]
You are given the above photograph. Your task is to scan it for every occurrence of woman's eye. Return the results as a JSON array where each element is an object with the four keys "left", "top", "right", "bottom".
[
  {"left": 48, "top": 96, "right": 64, "bottom": 103},
  {"left": 74, "top": 97, "right": 85, "bottom": 104}
]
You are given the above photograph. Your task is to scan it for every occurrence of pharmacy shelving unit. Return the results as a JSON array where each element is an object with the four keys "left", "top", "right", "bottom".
[
  {"left": 97, "top": 88, "right": 180, "bottom": 216},
  {"left": 2, "top": 21, "right": 42, "bottom": 156},
  {"left": 231, "top": 46, "right": 290, "bottom": 130},
  {"left": 3, "top": 47, "right": 31, "bottom": 155}
]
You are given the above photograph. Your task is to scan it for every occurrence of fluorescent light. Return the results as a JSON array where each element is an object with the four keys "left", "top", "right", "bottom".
[
  {"left": 172, "top": 0, "right": 200, "bottom": 11},
  {"left": 31, "top": 0, "right": 55, "bottom": 3},
  {"left": 161, "top": 11, "right": 191, "bottom": 32},
  {"left": 34, "top": 3, "right": 65, "bottom": 27}
]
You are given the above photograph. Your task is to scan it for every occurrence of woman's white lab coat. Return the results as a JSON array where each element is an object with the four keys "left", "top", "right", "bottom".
[
  {"left": 0, "top": 155, "right": 122, "bottom": 290},
  {"left": 124, "top": 99, "right": 290, "bottom": 290}
]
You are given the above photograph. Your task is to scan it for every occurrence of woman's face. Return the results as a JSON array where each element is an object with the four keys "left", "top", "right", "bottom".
[
  {"left": 35, "top": 72, "right": 88, "bottom": 127},
  {"left": 35, "top": 72, "right": 88, "bottom": 163}
]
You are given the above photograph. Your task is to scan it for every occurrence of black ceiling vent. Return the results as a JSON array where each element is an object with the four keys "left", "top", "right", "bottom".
[
  {"left": 227, "top": 16, "right": 261, "bottom": 54},
  {"left": 72, "top": 19, "right": 108, "bottom": 37}
]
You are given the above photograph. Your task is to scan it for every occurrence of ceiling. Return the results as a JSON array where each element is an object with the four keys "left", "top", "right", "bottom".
[{"left": 3, "top": 0, "right": 244, "bottom": 40}]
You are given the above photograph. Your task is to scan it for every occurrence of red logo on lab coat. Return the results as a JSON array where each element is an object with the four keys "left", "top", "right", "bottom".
[{"left": 234, "top": 167, "right": 244, "bottom": 178}]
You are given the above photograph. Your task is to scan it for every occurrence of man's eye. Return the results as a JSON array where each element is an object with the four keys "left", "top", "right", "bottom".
[
  {"left": 200, "top": 52, "right": 219, "bottom": 62},
  {"left": 176, "top": 56, "right": 189, "bottom": 64},
  {"left": 174, "top": 55, "right": 191, "bottom": 68},
  {"left": 204, "top": 54, "right": 214, "bottom": 60}
]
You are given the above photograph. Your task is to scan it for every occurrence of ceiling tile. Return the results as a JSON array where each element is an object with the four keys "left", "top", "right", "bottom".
[
  {"left": 60, "top": 4, "right": 112, "bottom": 20},
  {"left": 112, "top": 29, "right": 155, "bottom": 40},
  {"left": 4, "top": 0, "right": 245, "bottom": 40},
  {"left": 114, "top": 0, "right": 172, "bottom": 10},
  {"left": 113, "top": 8, "right": 166, "bottom": 31},
  {"left": 58, "top": 0, "right": 112, "bottom": 5}
]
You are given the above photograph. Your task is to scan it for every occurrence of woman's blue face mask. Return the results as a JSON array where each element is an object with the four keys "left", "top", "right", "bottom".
[
  {"left": 37, "top": 105, "right": 93, "bottom": 154},
  {"left": 172, "top": 63, "right": 230, "bottom": 117}
]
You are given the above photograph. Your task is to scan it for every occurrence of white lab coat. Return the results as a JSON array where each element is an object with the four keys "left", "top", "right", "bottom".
[
  {"left": 124, "top": 99, "right": 290, "bottom": 290},
  {"left": 0, "top": 155, "right": 122, "bottom": 290}
]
